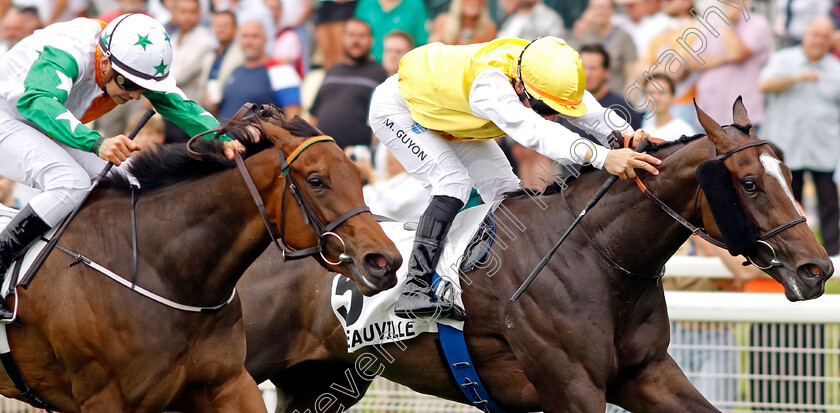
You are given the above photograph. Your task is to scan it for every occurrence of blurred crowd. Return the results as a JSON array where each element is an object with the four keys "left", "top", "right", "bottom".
[{"left": 0, "top": 0, "right": 838, "bottom": 257}]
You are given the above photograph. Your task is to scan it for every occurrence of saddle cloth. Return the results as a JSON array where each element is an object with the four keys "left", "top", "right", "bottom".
[
  {"left": 331, "top": 202, "right": 497, "bottom": 353},
  {"left": 0, "top": 204, "right": 53, "bottom": 300}
]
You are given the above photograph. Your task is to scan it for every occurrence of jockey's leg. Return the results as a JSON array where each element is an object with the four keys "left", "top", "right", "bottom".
[
  {"left": 451, "top": 139, "right": 521, "bottom": 203},
  {"left": 369, "top": 75, "right": 468, "bottom": 321},
  {"left": 395, "top": 195, "right": 466, "bottom": 320},
  {"left": 0, "top": 116, "right": 96, "bottom": 317}
]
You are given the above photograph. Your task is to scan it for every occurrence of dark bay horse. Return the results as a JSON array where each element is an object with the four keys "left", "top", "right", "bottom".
[
  {"left": 240, "top": 99, "right": 833, "bottom": 412},
  {"left": 0, "top": 108, "right": 400, "bottom": 412}
]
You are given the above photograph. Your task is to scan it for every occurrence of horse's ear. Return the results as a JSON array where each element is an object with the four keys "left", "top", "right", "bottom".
[
  {"left": 695, "top": 99, "right": 734, "bottom": 152},
  {"left": 732, "top": 96, "right": 750, "bottom": 126}
]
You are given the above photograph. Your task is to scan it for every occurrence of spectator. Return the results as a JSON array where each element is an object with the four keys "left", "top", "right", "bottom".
[
  {"left": 0, "top": 176, "right": 19, "bottom": 209},
  {"left": 13, "top": 0, "right": 87, "bottom": 24},
  {"left": 641, "top": 0, "right": 699, "bottom": 132},
  {"left": 572, "top": 0, "right": 636, "bottom": 93},
  {"left": 558, "top": 44, "right": 642, "bottom": 141},
  {"left": 218, "top": 0, "right": 275, "bottom": 54},
  {"left": 640, "top": 73, "right": 693, "bottom": 141},
  {"left": 170, "top": 0, "right": 215, "bottom": 103},
  {"left": 271, "top": 0, "right": 312, "bottom": 74},
  {"left": 126, "top": 111, "right": 166, "bottom": 150},
  {"left": 0, "top": 7, "right": 41, "bottom": 54},
  {"left": 97, "top": 0, "right": 149, "bottom": 23},
  {"left": 218, "top": 20, "right": 302, "bottom": 122},
  {"left": 382, "top": 29, "right": 414, "bottom": 76},
  {"left": 164, "top": 0, "right": 216, "bottom": 141},
  {"left": 314, "top": 0, "right": 356, "bottom": 70},
  {"left": 694, "top": 1, "right": 771, "bottom": 129},
  {"left": 497, "top": 0, "right": 564, "bottom": 40},
  {"left": 760, "top": 16, "right": 840, "bottom": 256},
  {"left": 266, "top": 0, "right": 306, "bottom": 77},
  {"left": 612, "top": 0, "right": 670, "bottom": 54},
  {"left": 774, "top": 0, "right": 831, "bottom": 46},
  {"left": 429, "top": 0, "right": 496, "bottom": 45},
  {"left": 202, "top": 10, "right": 245, "bottom": 113},
  {"left": 354, "top": 0, "right": 428, "bottom": 62},
  {"left": 310, "top": 18, "right": 386, "bottom": 148}
]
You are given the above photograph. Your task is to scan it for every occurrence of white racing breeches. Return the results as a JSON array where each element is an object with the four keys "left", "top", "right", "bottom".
[
  {"left": 369, "top": 75, "right": 521, "bottom": 205},
  {"left": 0, "top": 111, "right": 110, "bottom": 227}
]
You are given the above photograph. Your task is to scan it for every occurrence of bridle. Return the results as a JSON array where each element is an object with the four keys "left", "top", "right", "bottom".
[
  {"left": 187, "top": 103, "right": 370, "bottom": 264},
  {"left": 634, "top": 131, "right": 807, "bottom": 270}
]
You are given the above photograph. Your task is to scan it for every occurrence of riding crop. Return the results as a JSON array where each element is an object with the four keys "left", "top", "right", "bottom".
[
  {"left": 21, "top": 108, "right": 156, "bottom": 289},
  {"left": 510, "top": 137, "right": 651, "bottom": 302}
]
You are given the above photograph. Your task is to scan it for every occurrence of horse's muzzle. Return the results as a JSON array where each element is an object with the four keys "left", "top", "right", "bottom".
[
  {"left": 784, "top": 259, "right": 834, "bottom": 301},
  {"left": 357, "top": 252, "right": 400, "bottom": 295}
]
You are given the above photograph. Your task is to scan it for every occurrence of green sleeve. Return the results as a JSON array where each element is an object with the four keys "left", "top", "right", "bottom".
[
  {"left": 143, "top": 90, "right": 229, "bottom": 141},
  {"left": 16, "top": 46, "right": 103, "bottom": 152}
]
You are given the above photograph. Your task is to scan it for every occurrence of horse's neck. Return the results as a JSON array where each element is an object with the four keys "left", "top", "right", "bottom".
[
  {"left": 590, "top": 138, "right": 711, "bottom": 278},
  {"left": 526, "top": 138, "right": 710, "bottom": 283}
]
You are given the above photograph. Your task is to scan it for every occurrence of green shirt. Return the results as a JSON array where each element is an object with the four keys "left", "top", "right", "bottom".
[{"left": 354, "top": 0, "right": 429, "bottom": 62}]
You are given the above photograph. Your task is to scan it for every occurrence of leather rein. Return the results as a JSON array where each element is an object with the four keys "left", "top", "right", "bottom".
[
  {"left": 634, "top": 137, "right": 806, "bottom": 271},
  {"left": 187, "top": 103, "right": 370, "bottom": 264},
  {"left": 568, "top": 135, "right": 806, "bottom": 279}
]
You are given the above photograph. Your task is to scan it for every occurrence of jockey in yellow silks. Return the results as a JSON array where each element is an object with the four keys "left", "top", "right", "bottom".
[{"left": 368, "top": 37, "right": 661, "bottom": 321}]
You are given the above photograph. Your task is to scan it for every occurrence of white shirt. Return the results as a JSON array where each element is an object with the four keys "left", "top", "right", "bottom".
[
  {"left": 468, "top": 69, "right": 632, "bottom": 169},
  {"left": 641, "top": 115, "right": 694, "bottom": 141}
]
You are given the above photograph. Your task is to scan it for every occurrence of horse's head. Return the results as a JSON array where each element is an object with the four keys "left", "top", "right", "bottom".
[
  {"left": 231, "top": 106, "right": 401, "bottom": 296},
  {"left": 695, "top": 98, "right": 833, "bottom": 301}
]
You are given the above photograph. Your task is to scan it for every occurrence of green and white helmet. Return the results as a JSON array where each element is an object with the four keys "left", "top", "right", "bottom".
[{"left": 98, "top": 13, "right": 175, "bottom": 92}]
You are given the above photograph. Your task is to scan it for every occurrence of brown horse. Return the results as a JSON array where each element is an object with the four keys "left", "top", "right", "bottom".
[
  {"left": 0, "top": 107, "right": 401, "bottom": 412},
  {"left": 240, "top": 99, "right": 833, "bottom": 412}
]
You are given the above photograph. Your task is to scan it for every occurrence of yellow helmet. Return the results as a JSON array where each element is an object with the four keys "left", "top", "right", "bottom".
[{"left": 517, "top": 37, "right": 587, "bottom": 117}]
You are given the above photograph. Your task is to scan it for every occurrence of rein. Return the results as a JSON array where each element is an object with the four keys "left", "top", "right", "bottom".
[
  {"left": 635, "top": 136, "right": 806, "bottom": 268},
  {"left": 188, "top": 103, "right": 370, "bottom": 263}
]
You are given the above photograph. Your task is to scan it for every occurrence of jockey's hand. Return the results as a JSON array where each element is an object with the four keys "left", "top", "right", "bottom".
[
  {"left": 224, "top": 139, "right": 246, "bottom": 160},
  {"left": 604, "top": 148, "right": 661, "bottom": 180},
  {"left": 98, "top": 135, "right": 140, "bottom": 166},
  {"left": 622, "top": 129, "right": 652, "bottom": 148}
]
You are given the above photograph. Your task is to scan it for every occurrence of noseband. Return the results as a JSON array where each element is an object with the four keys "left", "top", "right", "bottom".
[
  {"left": 188, "top": 104, "right": 370, "bottom": 264},
  {"left": 636, "top": 131, "right": 806, "bottom": 270}
]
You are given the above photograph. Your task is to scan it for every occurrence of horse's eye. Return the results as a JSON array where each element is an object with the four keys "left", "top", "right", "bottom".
[
  {"left": 308, "top": 176, "right": 325, "bottom": 188},
  {"left": 742, "top": 179, "right": 757, "bottom": 192}
]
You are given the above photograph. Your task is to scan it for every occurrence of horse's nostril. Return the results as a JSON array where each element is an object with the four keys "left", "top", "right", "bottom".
[
  {"left": 798, "top": 263, "right": 826, "bottom": 280},
  {"left": 364, "top": 253, "right": 388, "bottom": 272}
]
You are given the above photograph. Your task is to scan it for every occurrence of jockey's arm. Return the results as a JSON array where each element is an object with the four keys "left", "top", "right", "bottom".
[
  {"left": 142, "top": 89, "right": 227, "bottom": 140},
  {"left": 144, "top": 89, "right": 244, "bottom": 159},
  {"left": 468, "top": 69, "right": 610, "bottom": 168},
  {"left": 561, "top": 90, "right": 634, "bottom": 146},
  {"left": 16, "top": 46, "right": 103, "bottom": 152}
]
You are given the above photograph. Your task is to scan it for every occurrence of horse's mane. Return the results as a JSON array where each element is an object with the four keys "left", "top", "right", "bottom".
[
  {"left": 101, "top": 114, "right": 324, "bottom": 192},
  {"left": 504, "top": 133, "right": 707, "bottom": 199}
]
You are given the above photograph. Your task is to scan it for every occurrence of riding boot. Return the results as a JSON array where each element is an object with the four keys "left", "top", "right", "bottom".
[
  {"left": 394, "top": 214, "right": 467, "bottom": 321},
  {"left": 0, "top": 205, "right": 50, "bottom": 319}
]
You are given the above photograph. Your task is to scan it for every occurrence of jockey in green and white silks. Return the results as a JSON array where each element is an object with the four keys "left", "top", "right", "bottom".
[{"left": 0, "top": 13, "right": 244, "bottom": 319}]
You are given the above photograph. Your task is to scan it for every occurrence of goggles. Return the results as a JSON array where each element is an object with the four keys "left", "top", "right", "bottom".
[{"left": 114, "top": 70, "right": 142, "bottom": 91}]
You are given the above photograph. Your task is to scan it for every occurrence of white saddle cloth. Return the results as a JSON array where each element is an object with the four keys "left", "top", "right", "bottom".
[{"left": 330, "top": 202, "right": 494, "bottom": 353}]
